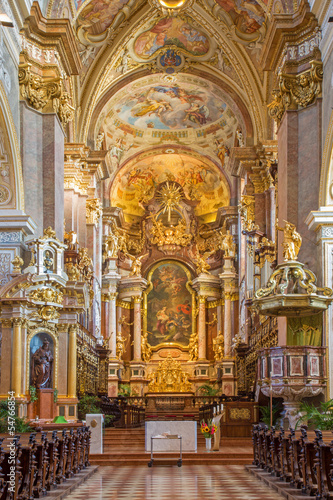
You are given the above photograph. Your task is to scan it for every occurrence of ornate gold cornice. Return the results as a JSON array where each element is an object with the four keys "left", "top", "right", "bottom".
[
  {"left": 116, "top": 299, "right": 133, "bottom": 309},
  {"left": 268, "top": 61, "right": 323, "bottom": 125}
]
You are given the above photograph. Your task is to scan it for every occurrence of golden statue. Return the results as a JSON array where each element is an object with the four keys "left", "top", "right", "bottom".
[
  {"left": 148, "top": 354, "right": 192, "bottom": 393},
  {"left": 11, "top": 255, "right": 24, "bottom": 273},
  {"left": 213, "top": 331, "right": 224, "bottom": 361},
  {"left": 188, "top": 331, "right": 198, "bottom": 361},
  {"left": 220, "top": 230, "right": 236, "bottom": 257},
  {"left": 141, "top": 331, "right": 152, "bottom": 362},
  {"left": 127, "top": 252, "right": 148, "bottom": 277},
  {"left": 276, "top": 221, "right": 302, "bottom": 261},
  {"left": 116, "top": 332, "right": 126, "bottom": 360},
  {"left": 194, "top": 249, "right": 213, "bottom": 275}
]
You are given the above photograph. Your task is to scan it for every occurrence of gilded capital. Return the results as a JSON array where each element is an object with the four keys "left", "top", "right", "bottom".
[
  {"left": 132, "top": 296, "right": 142, "bottom": 304},
  {"left": 19, "top": 65, "right": 75, "bottom": 126},
  {"left": 268, "top": 61, "right": 323, "bottom": 125},
  {"left": 1, "top": 318, "right": 12, "bottom": 328}
]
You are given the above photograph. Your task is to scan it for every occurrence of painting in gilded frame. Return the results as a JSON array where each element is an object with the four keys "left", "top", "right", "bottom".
[{"left": 146, "top": 262, "right": 193, "bottom": 348}]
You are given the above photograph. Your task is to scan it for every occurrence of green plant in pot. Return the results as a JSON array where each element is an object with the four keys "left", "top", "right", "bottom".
[
  {"left": 118, "top": 384, "right": 131, "bottom": 398},
  {"left": 295, "top": 399, "right": 333, "bottom": 430},
  {"left": 259, "top": 403, "right": 281, "bottom": 427}
]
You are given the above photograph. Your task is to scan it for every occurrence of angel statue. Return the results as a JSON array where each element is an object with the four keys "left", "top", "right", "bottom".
[
  {"left": 276, "top": 220, "right": 302, "bottom": 261},
  {"left": 127, "top": 252, "right": 149, "bottom": 277},
  {"left": 194, "top": 249, "right": 213, "bottom": 275}
]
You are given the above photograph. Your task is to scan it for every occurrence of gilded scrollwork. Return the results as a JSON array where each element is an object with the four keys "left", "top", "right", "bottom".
[
  {"left": 268, "top": 62, "right": 323, "bottom": 124},
  {"left": 29, "top": 287, "right": 63, "bottom": 305},
  {"left": 238, "top": 195, "right": 258, "bottom": 232},
  {"left": 19, "top": 65, "right": 75, "bottom": 126}
]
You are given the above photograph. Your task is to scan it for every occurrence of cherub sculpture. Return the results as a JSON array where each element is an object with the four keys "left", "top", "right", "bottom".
[{"left": 127, "top": 252, "right": 149, "bottom": 277}]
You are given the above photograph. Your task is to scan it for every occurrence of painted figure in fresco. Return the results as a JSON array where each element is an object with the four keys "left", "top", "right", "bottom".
[
  {"left": 134, "top": 18, "right": 209, "bottom": 58},
  {"left": 78, "top": 0, "right": 129, "bottom": 35},
  {"left": 215, "top": 139, "right": 230, "bottom": 168},
  {"left": 156, "top": 306, "right": 169, "bottom": 335},
  {"left": 185, "top": 103, "right": 210, "bottom": 126},
  {"left": 215, "top": 0, "right": 266, "bottom": 35},
  {"left": 31, "top": 338, "right": 53, "bottom": 388}
]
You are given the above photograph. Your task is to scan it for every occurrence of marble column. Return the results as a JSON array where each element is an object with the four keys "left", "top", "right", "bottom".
[
  {"left": 67, "top": 326, "right": 77, "bottom": 398},
  {"left": 306, "top": 210, "right": 333, "bottom": 398},
  {"left": 223, "top": 293, "right": 232, "bottom": 358},
  {"left": 133, "top": 296, "right": 142, "bottom": 362},
  {"left": 109, "top": 292, "right": 118, "bottom": 358},
  {"left": 197, "top": 296, "right": 207, "bottom": 360},
  {"left": 116, "top": 304, "right": 122, "bottom": 339},
  {"left": 12, "top": 318, "right": 22, "bottom": 397},
  {"left": 277, "top": 101, "right": 322, "bottom": 274}
]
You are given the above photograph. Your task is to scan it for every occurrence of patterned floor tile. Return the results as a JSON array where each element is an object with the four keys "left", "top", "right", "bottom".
[{"left": 63, "top": 465, "right": 285, "bottom": 500}]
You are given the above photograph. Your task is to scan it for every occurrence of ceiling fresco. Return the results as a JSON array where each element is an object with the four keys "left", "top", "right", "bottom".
[
  {"left": 110, "top": 153, "right": 230, "bottom": 223},
  {"left": 112, "top": 81, "right": 226, "bottom": 130},
  {"left": 76, "top": 0, "right": 130, "bottom": 36},
  {"left": 96, "top": 73, "right": 245, "bottom": 173},
  {"left": 214, "top": 0, "right": 268, "bottom": 34},
  {"left": 134, "top": 17, "right": 210, "bottom": 58}
]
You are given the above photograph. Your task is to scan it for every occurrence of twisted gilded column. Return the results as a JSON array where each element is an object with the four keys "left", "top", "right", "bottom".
[
  {"left": 133, "top": 296, "right": 142, "bottom": 361},
  {"left": 68, "top": 325, "right": 77, "bottom": 398},
  {"left": 12, "top": 318, "right": 23, "bottom": 397},
  {"left": 198, "top": 296, "right": 207, "bottom": 360}
]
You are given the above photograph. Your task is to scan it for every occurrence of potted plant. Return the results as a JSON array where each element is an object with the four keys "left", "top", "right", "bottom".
[
  {"left": 259, "top": 403, "right": 281, "bottom": 427},
  {"left": 295, "top": 399, "right": 333, "bottom": 430}
]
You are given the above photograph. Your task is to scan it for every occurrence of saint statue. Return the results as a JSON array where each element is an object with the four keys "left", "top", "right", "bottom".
[
  {"left": 44, "top": 250, "right": 54, "bottom": 273},
  {"left": 31, "top": 338, "right": 53, "bottom": 388},
  {"left": 276, "top": 221, "right": 302, "bottom": 261}
]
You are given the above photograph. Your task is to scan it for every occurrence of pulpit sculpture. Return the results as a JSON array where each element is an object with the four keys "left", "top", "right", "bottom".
[
  {"left": 31, "top": 338, "right": 53, "bottom": 388},
  {"left": 276, "top": 221, "right": 302, "bottom": 261}
]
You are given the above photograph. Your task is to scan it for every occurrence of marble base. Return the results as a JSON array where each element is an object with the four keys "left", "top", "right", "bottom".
[{"left": 145, "top": 420, "right": 197, "bottom": 452}]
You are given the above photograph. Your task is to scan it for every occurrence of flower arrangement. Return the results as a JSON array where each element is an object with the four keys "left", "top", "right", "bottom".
[{"left": 200, "top": 419, "right": 218, "bottom": 439}]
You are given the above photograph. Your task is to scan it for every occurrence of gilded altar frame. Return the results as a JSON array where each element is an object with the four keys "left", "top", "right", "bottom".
[
  {"left": 143, "top": 259, "right": 196, "bottom": 351},
  {"left": 26, "top": 326, "right": 59, "bottom": 395}
]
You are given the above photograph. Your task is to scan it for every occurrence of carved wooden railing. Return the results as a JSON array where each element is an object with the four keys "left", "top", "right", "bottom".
[
  {"left": 0, "top": 426, "right": 91, "bottom": 499},
  {"left": 252, "top": 425, "right": 333, "bottom": 498}
]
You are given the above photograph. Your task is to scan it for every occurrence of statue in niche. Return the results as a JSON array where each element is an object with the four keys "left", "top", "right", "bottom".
[
  {"left": 44, "top": 250, "right": 54, "bottom": 274},
  {"left": 213, "top": 331, "right": 224, "bottom": 361},
  {"left": 31, "top": 338, "right": 53, "bottom": 388}
]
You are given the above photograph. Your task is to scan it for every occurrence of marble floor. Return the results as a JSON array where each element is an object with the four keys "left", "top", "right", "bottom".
[{"left": 63, "top": 465, "right": 285, "bottom": 500}]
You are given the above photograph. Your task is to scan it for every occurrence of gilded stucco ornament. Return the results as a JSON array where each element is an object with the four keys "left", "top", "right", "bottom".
[
  {"left": 19, "top": 66, "right": 75, "bottom": 126},
  {"left": 268, "top": 61, "right": 323, "bottom": 124},
  {"left": 150, "top": 214, "right": 192, "bottom": 254},
  {"left": 148, "top": 354, "right": 192, "bottom": 392},
  {"left": 29, "top": 287, "right": 63, "bottom": 305},
  {"left": 253, "top": 222, "right": 333, "bottom": 317},
  {"left": 11, "top": 255, "right": 24, "bottom": 274},
  {"left": 238, "top": 195, "right": 258, "bottom": 232}
]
